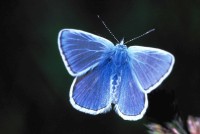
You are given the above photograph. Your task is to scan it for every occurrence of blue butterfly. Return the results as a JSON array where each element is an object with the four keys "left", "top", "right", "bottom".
[{"left": 58, "top": 29, "right": 175, "bottom": 121}]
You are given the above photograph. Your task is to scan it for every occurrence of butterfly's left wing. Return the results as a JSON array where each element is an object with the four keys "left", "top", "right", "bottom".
[
  {"left": 127, "top": 46, "right": 175, "bottom": 93},
  {"left": 115, "top": 64, "right": 148, "bottom": 121}
]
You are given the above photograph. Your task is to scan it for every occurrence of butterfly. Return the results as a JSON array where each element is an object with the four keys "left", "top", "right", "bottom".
[{"left": 58, "top": 29, "right": 175, "bottom": 121}]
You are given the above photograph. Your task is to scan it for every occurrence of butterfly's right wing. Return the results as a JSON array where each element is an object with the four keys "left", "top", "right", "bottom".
[
  {"left": 58, "top": 29, "right": 114, "bottom": 76},
  {"left": 115, "top": 46, "right": 174, "bottom": 120}
]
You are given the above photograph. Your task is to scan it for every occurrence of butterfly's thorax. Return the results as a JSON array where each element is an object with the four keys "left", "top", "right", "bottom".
[{"left": 112, "top": 44, "right": 128, "bottom": 67}]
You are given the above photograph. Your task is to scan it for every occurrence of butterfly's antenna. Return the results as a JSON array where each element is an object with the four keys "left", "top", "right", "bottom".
[
  {"left": 125, "top": 29, "right": 155, "bottom": 44},
  {"left": 97, "top": 15, "right": 119, "bottom": 43}
]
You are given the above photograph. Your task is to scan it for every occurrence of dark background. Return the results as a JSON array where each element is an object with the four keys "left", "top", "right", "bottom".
[{"left": 1, "top": 0, "right": 200, "bottom": 133}]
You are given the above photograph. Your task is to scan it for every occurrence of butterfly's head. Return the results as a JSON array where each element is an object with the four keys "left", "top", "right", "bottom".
[
  {"left": 119, "top": 38, "right": 124, "bottom": 45},
  {"left": 116, "top": 39, "right": 127, "bottom": 49}
]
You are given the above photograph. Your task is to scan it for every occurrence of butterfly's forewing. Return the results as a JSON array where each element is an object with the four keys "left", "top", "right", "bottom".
[
  {"left": 127, "top": 46, "right": 175, "bottom": 93},
  {"left": 58, "top": 29, "right": 114, "bottom": 76},
  {"left": 115, "top": 64, "right": 148, "bottom": 120},
  {"left": 70, "top": 60, "right": 113, "bottom": 114}
]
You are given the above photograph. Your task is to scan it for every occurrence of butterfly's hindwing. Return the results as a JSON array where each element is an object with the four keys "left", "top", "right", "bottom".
[
  {"left": 70, "top": 59, "right": 113, "bottom": 114},
  {"left": 115, "top": 63, "right": 148, "bottom": 121}
]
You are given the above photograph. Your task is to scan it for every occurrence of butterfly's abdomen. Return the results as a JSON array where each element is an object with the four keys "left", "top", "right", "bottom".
[{"left": 110, "top": 74, "right": 121, "bottom": 104}]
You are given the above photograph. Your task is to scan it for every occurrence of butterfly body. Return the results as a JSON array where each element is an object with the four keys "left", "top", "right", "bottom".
[
  {"left": 58, "top": 29, "right": 175, "bottom": 120},
  {"left": 112, "top": 44, "right": 128, "bottom": 66}
]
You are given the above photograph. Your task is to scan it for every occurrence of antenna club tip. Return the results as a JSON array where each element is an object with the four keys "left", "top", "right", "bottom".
[{"left": 146, "top": 28, "right": 155, "bottom": 34}]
